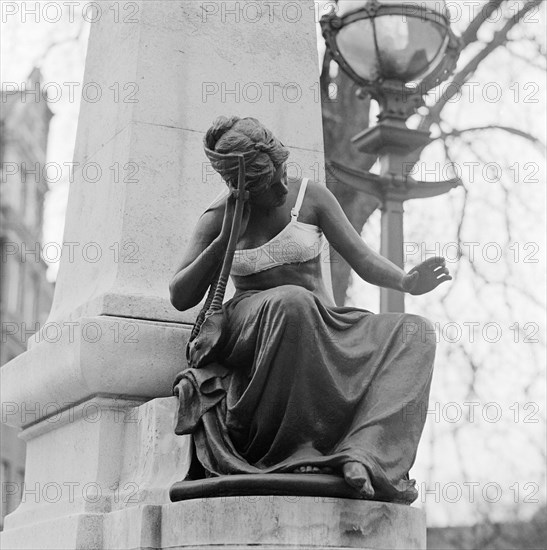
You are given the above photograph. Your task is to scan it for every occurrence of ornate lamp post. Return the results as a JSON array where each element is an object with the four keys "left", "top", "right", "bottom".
[{"left": 321, "top": 0, "right": 462, "bottom": 312}]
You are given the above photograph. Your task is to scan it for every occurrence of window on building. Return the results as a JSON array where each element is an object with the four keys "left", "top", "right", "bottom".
[
  {"left": 33, "top": 274, "right": 41, "bottom": 321},
  {"left": 3, "top": 256, "right": 20, "bottom": 314},
  {"left": 24, "top": 180, "right": 37, "bottom": 227},
  {"left": 23, "top": 269, "right": 35, "bottom": 323},
  {"left": 19, "top": 164, "right": 28, "bottom": 219},
  {"left": 1, "top": 147, "right": 22, "bottom": 213}
]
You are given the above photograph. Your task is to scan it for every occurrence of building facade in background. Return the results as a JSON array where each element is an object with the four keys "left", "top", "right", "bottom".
[{"left": 0, "top": 68, "right": 54, "bottom": 529}]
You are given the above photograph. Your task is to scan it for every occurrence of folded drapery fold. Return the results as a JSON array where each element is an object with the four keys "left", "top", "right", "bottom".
[{"left": 174, "top": 285, "right": 435, "bottom": 503}]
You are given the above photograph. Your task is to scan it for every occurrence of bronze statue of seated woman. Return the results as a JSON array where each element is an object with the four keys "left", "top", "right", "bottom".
[{"left": 169, "top": 116, "right": 451, "bottom": 503}]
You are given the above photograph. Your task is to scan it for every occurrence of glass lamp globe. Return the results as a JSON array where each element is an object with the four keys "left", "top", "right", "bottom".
[{"left": 331, "top": 0, "right": 451, "bottom": 87}]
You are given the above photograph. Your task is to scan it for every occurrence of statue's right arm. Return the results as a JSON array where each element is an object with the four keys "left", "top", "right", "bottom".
[{"left": 169, "top": 204, "right": 229, "bottom": 311}]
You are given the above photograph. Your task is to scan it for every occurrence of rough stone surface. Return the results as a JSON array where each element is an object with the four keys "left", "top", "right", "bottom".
[
  {"left": 2, "top": 397, "right": 189, "bottom": 547},
  {"left": 2, "top": 498, "right": 426, "bottom": 550},
  {"left": 1, "top": 317, "right": 190, "bottom": 428},
  {"left": 1, "top": 395, "right": 426, "bottom": 550},
  {"left": 161, "top": 497, "right": 426, "bottom": 550},
  {"left": 0, "top": 513, "right": 104, "bottom": 550}
]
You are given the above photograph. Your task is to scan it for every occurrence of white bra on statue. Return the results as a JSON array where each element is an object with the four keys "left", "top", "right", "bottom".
[{"left": 230, "top": 178, "right": 325, "bottom": 277}]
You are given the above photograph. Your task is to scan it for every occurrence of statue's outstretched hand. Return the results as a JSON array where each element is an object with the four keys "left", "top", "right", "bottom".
[{"left": 402, "top": 256, "right": 452, "bottom": 295}]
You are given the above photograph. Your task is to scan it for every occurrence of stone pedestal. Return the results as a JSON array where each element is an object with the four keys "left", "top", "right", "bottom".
[
  {"left": 0, "top": 397, "right": 191, "bottom": 549},
  {"left": 111, "top": 497, "right": 426, "bottom": 550},
  {"left": 1, "top": 395, "right": 426, "bottom": 550},
  {"left": 165, "top": 497, "right": 425, "bottom": 550}
]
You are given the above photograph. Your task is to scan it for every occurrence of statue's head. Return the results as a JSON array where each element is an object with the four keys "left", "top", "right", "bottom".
[{"left": 203, "top": 116, "right": 290, "bottom": 201}]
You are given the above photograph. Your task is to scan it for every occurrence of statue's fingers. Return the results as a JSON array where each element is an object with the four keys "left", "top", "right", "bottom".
[{"left": 433, "top": 267, "right": 449, "bottom": 278}]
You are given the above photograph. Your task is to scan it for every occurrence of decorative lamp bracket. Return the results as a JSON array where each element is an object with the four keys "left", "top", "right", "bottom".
[{"left": 326, "top": 160, "right": 462, "bottom": 204}]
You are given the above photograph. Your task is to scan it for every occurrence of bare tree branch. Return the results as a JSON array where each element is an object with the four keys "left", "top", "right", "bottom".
[
  {"left": 460, "top": 0, "right": 506, "bottom": 47},
  {"left": 443, "top": 124, "right": 546, "bottom": 150},
  {"left": 420, "top": 0, "right": 543, "bottom": 129}
]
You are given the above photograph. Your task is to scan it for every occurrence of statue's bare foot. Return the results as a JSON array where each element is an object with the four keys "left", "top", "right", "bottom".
[
  {"left": 292, "top": 465, "right": 333, "bottom": 474},
  {"left": 343, "top": 461, "right": 374, "bottom": 498}
]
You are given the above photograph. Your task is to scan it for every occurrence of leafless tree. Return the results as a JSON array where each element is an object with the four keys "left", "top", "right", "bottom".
[
  {"left": 321, "top": 0, "right": 545, "bottom": 303},
  {"left": 320, "top": 1, "right": 546, "bottom": 545}
]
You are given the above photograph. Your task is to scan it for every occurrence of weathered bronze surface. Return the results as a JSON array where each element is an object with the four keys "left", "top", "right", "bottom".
[{"left": 170, "top": 117, "right": 451, "bottom": 503}]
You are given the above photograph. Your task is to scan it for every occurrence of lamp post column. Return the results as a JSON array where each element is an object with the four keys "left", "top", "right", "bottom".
[
  {"left": 374, "top": 114, "right": 417, "bottom": 314},
  {"left": 380, "top": 196, "right": 405, "bottom": 313},
  {"left": 320, "top": 0, "right": 462, "bottom": 315}
]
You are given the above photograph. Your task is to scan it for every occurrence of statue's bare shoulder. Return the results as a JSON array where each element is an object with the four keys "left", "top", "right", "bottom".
[{"left": 194, "top": 193, "right": 229, "bottom": 240}]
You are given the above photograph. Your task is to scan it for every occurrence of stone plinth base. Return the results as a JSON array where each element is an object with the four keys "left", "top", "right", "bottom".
[
  {"left": 160, "top": 497, "right": 426, "bottom": 550},
  {"left": 0, "top": 393, "right": 426, "bottom": 550},
  {"left": 1, "top": 496, "right": 425, "bottom": 550},
  {"left": 0, "top": 397, "right": 190, "bottom": 550}
]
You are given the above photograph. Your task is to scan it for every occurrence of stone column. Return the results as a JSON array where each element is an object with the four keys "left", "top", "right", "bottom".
[{"left": 0, "top": 2, "right": 425, "bottom": 548}]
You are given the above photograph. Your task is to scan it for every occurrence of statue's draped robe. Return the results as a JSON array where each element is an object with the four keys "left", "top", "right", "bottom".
[{"left": 174, "top": 285, "right": 435, "bottom": 503}]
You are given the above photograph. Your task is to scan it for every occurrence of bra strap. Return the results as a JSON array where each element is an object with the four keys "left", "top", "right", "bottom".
[{"left": 291, "top": 178, "right": 309, "bottom": 220}]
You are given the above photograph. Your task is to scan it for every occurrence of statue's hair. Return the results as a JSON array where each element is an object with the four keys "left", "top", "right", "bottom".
[{"left": 203, "top": 116, "right": 289, "bottom": 193}]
